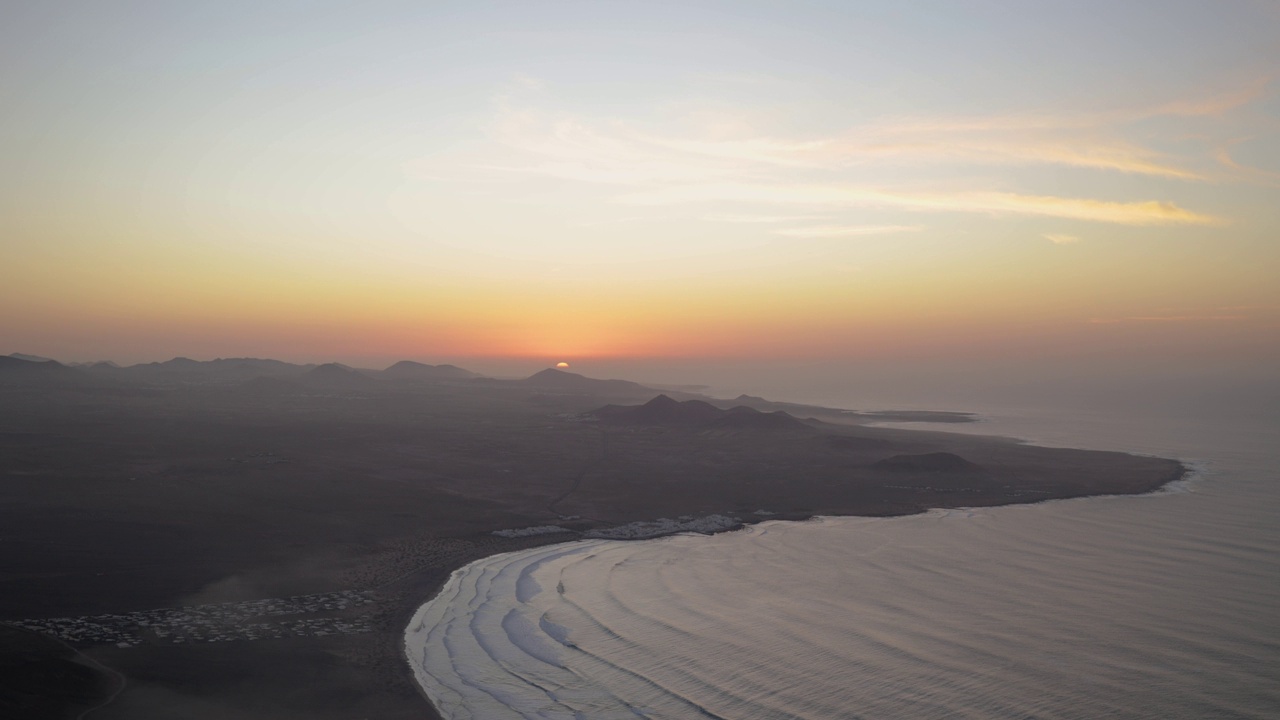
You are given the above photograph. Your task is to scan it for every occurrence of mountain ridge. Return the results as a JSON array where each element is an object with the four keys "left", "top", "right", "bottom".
[{"left": 594, "top": 394, "right": 814, "bottom": 431}]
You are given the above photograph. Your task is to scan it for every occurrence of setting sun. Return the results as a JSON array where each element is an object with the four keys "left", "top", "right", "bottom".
[{"left": 2, "top": 4, "right": 1277, "bottom": 719}]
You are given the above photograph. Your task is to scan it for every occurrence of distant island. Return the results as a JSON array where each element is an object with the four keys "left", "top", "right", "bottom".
[{"left": 0, "top": 354, "right": 1184, "bottom": 719}]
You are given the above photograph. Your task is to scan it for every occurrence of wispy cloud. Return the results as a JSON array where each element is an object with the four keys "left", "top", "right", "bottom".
[
  {"left": 573, "top": 215, "right": 673, "bottom": 227},
  {"left": 481, "top": 106, "right": 743, "bottom": 186},
  {"left": 431, "top": 78, "right": 1250, "bottom": 229},
  {"left": 730, "top": 130, "right": 1205, "bottom": 180},
  {"left": 702, "top": 213, "right": 829, "bottom": 224},
  {"left": 628, "top": 84, "right": 1270, "bottom": 179},
  {"left": 1215, "top": 138, "right": 1280, "bottom": 186},
  {"left": 774, "top": 225, "right": 922, "bottom": 238},
  {"left": 1144, "top": 78, "right": 1270, "bottom": 118},
  {"left": 617, "top": 184, "right": 1220, "bottom": 226},
  {"left": 475, "top": 83, "right": 1258, "bottom": 185},
  {"left": 1044, "top": 233, "right": 1081, "bottom": 244}
]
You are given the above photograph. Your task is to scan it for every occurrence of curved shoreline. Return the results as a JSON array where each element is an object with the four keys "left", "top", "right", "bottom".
[{"left": 400, "top": 456, "right": 1189, "bottom": 718}]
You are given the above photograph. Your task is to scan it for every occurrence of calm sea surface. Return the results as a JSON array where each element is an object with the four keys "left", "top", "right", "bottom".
[{"left": 405, "top": 404, "right": 1280, "bottom": 719}]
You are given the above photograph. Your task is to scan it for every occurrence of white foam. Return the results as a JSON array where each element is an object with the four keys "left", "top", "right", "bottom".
[{"left": 406, "top": 411, "right": 1279, "bottom": 719}]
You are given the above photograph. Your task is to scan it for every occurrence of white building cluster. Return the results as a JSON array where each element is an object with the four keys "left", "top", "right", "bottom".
[
  {"left": 10, "top": 590, "right": 375, "bottom": 648},
  {"left": 492, "top": 525, "right": 572, "bottom": 538},
  {"left": 584, "top": 514, "right": 742, "bottom": 540}
]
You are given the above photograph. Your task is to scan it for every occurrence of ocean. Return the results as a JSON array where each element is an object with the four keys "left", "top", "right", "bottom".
[{"left": 405, "top": 401, "right": 1280, "bottom": 719}]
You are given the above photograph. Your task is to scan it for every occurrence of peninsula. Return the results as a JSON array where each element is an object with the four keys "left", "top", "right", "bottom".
[{"left": 0, "top": 356, "right": 1184, "bottom": 719}]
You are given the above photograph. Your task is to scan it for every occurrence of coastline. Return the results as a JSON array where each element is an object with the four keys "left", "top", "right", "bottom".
[
  {"left": 398, "top": 456, "right": 1188, "bottom": 719},
  {"left": 0, "top": 375, "right": 1191, "bottom": 718},
  {"left": 385, "top": 532, "right": 588, "bottom": 720}
]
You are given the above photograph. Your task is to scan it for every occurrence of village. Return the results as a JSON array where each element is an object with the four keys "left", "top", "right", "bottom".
[
  {"left": 493, "top": 513, "right": 770, "bottom": 542},
  {"left": 7, "top": 590, "right": 375, "bottom": 648}
]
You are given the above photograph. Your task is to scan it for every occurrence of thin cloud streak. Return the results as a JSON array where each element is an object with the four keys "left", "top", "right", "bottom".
[
  {"left": 423, "top": 79, "right": 1255, "bottom": 231},
  {"left": 1146, "top": 78, "right": 1270, "bottom": 118},
  {"left": 642, "top": 133, "right": 1201, "bottom": 179},
  {"left": 702, "top": 213, "right": 830, "bottom": 224},
  {"left": 774, "top": 225, "right": 923, "bottom": 238},
  {"left": 1215, "top": 139, "right": 1280, "bottom": 186},
  {"left": 618, "top": 184, "right": 1220, "bottom": 226},
  {"left": 872, "top": 79, "right": 1268, "bottom": 133},
  {"left": 476, "top": 81, "right": 1263, "bottom": 186}
]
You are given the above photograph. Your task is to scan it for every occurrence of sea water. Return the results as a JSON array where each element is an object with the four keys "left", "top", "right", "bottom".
[{"left": 405, "top": 404, "right": 1280, "bottom": 719}]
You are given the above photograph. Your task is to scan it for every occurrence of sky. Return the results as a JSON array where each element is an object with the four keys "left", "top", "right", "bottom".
[{"left": 2, "top": 1, "right": 1278, "bottom": 403}]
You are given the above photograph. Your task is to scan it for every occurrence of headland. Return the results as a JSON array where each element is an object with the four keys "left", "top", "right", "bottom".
[{"left": 0, "top": 357, "right": 1183, "bottom": 719}]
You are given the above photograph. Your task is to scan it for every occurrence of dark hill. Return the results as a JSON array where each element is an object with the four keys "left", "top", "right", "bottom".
[
  {"left": 708, "top": 393, "right": 848, "bottom": 419},
  {"left": 3, "top": 356, "right": 56, "bottom": 370},
  {"left": 873, "top": 452, "right": 982, "bottom": 473},
  {"left": 8, "top": 353, "right": 56, "bottom": 363},
  {"left": 709, "top": 405, "right": 813, "bottom": 431},
  {"left": 0, "top": 355, "right": 70, "bottom": 375},
  {"left": 517, "top": 368, "right": 651, "bottom": 395},
  {"left": 207, "top": 357, "right": 302, "bottom": 373},
  {"left": 0, "top": 356, "right": 110, "bottom": 389},
  {"left": 595, "top": 395, "right": 812, "bottom": 431},
  {"left": 110, "top": 357, "right": 309, "bottom": 384},
  {"left": 596, "top": 394, "right": 725, "bottom": 425},
  {"left": 303, "top": 363, "right": 376, "bottom": 387},
  {"left": 526, "top": 368, "right": 582, "bottom": 385},
  {"left": 381, "top": 360, "right": 476, "bottom": 381}
]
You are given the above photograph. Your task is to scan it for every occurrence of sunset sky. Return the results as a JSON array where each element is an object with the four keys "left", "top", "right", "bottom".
[{"left": 3, "top": 1, "right": 1277, "bottom": 395}]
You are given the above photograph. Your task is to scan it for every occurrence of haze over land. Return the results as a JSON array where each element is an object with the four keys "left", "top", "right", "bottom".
[
  {"left": 0, "top": 353, "right": 1185, "bottom": 717},
  {"left": 1, "top": 2, "right": 1278, "bottom": 718}
]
